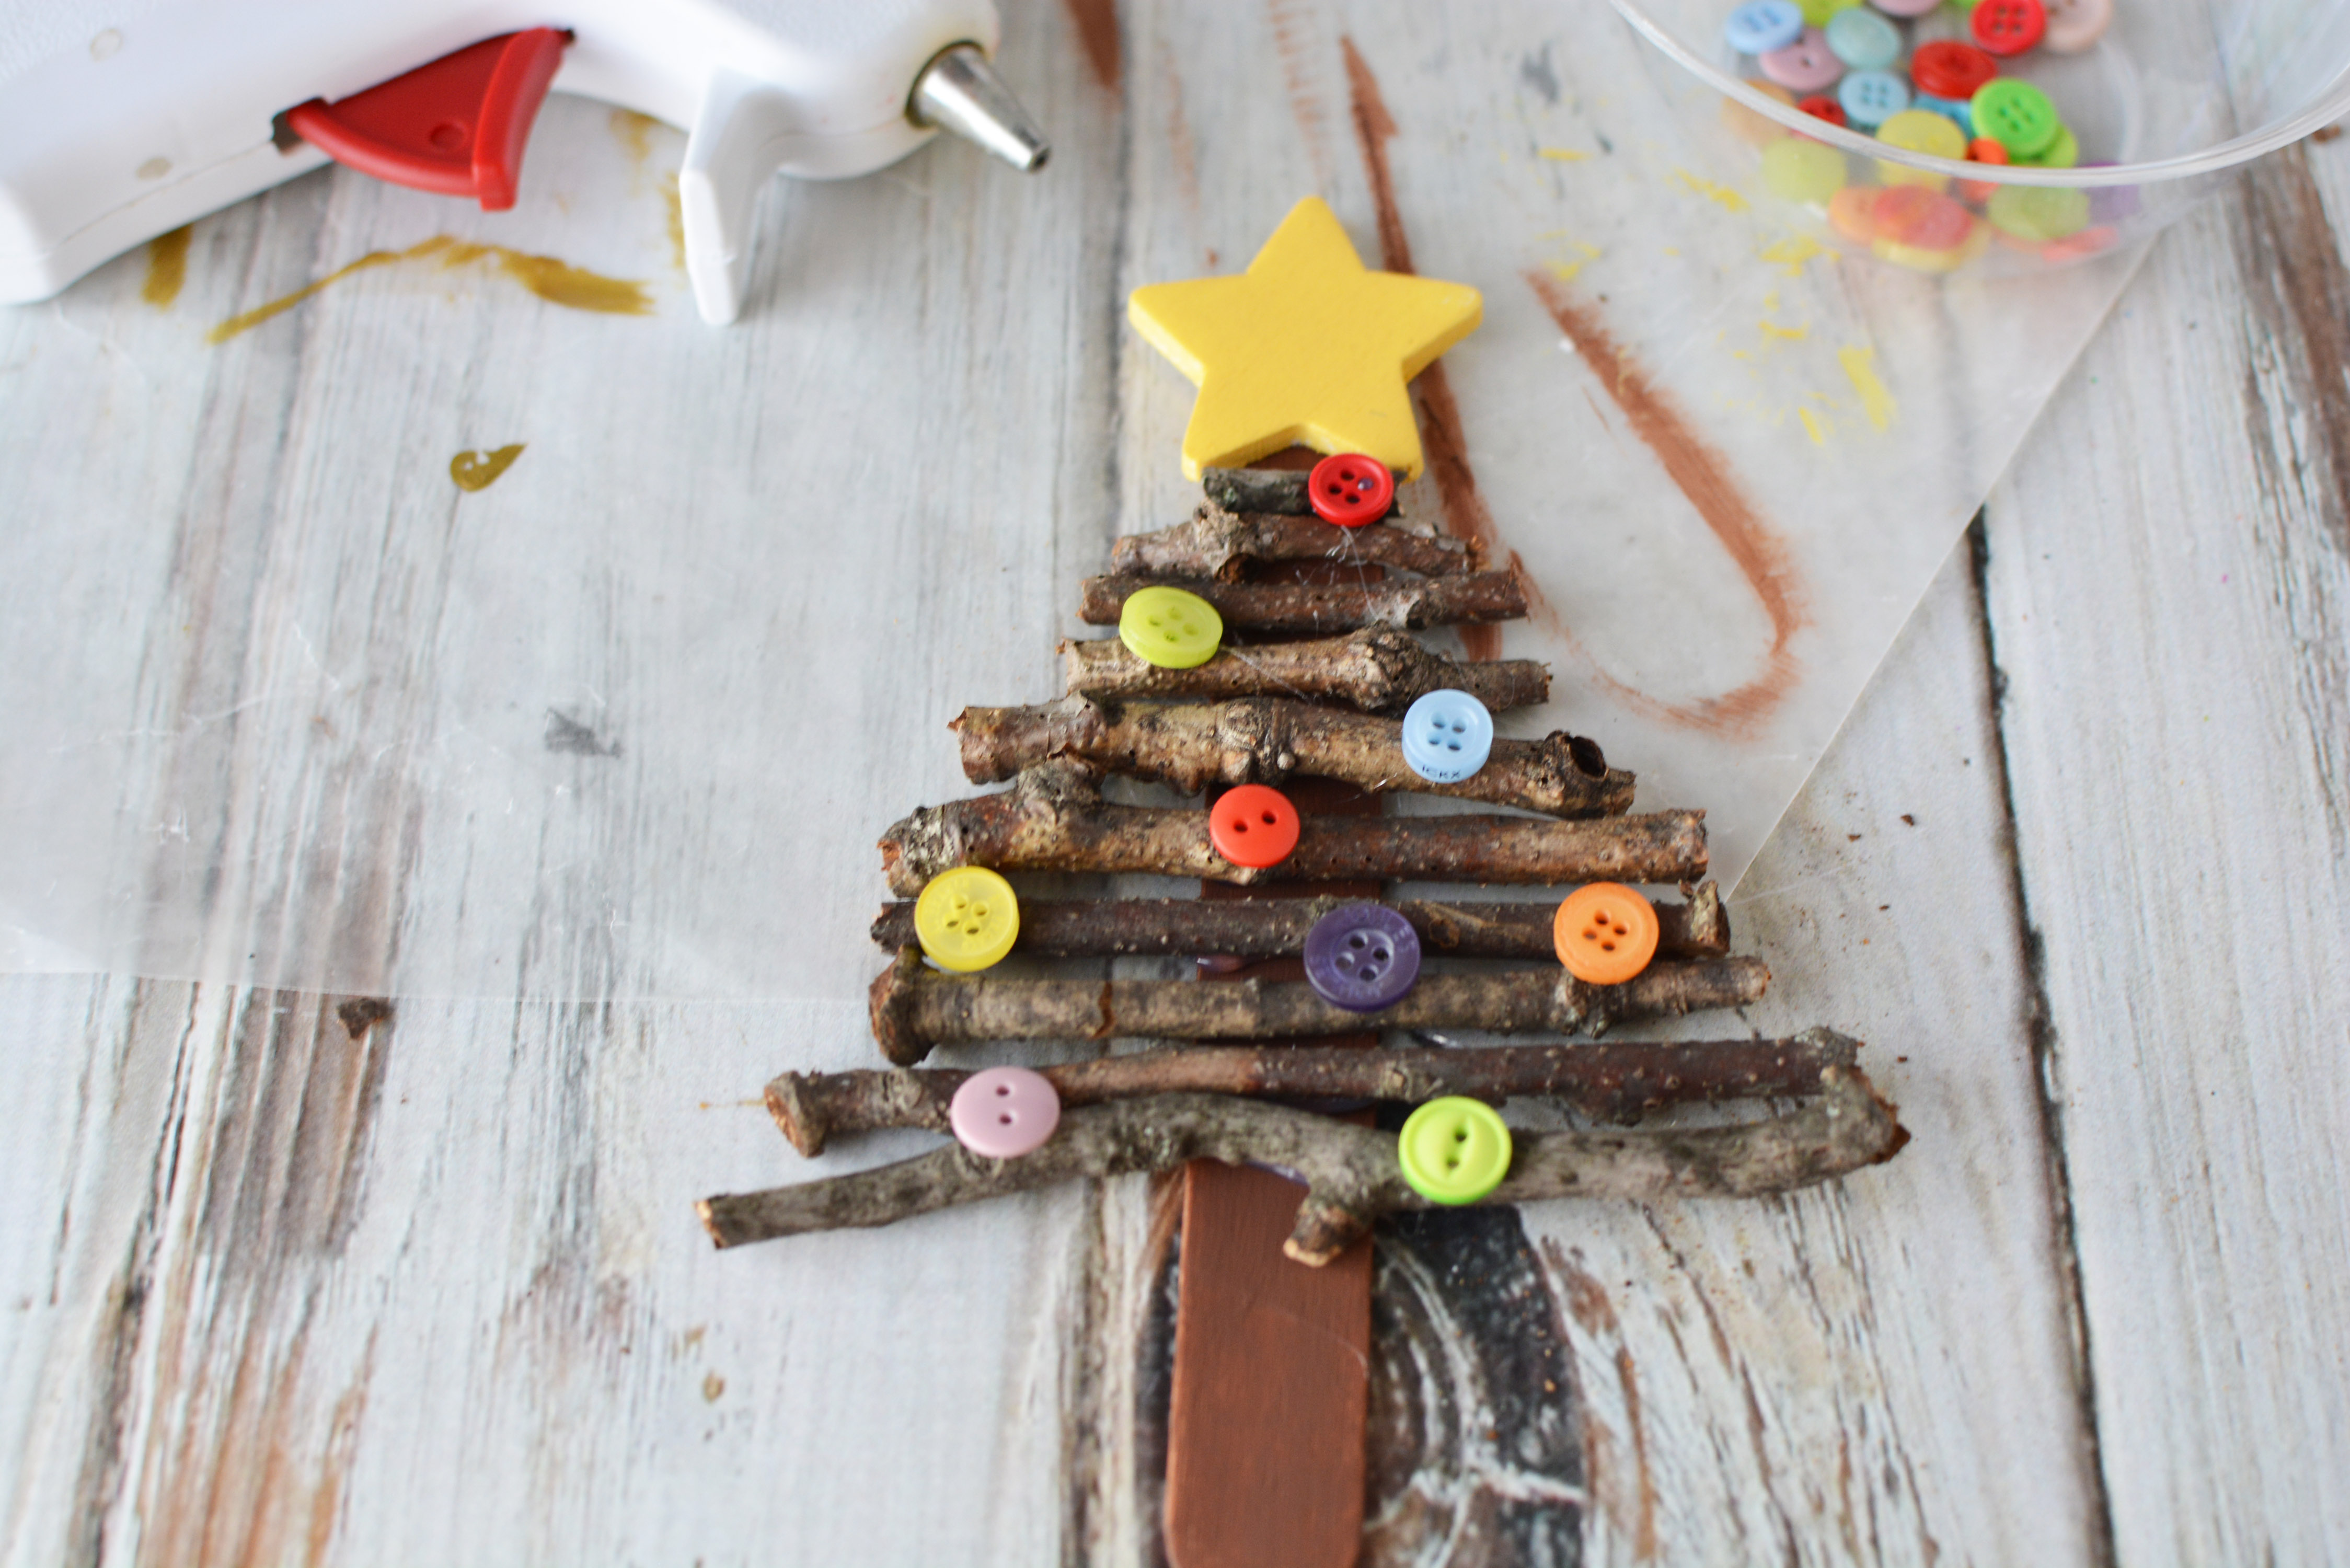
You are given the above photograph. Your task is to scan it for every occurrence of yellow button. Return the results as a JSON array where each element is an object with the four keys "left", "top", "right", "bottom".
[
  {"left": 914, "top": 867, "right": 1020, "bottom": 972},
  {"left": 1118, "top": 584, "right": 1223, "bottom": 669},
  {"left": 1875, "top": 108, "right": 1967, "bottom": 190},
  {"left": 1397, "top": 1097, "right": 1513, "bottom": 1205}
]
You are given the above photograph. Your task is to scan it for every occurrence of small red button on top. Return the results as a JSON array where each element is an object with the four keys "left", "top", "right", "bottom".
[
  {"left": 1208, "top": 785, "right": 1301, "bottom": 869},
  {"left": 1798, "top": 94, "right": 1847, "bottom": 126},
  {"left": 285, "top": 28, "right": 569, "bottom": 210},
  {"left": 1909, "top": 41, "right": 1998, "bottom": 100},
  {"left": 1971, "top": 0, "right": 2046, "bottom": 57},
  {"left": 1306, "top": 453, "right": 1395, "bottom": 527}
]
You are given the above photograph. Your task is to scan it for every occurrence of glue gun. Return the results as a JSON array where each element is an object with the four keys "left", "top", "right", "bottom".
[{"left": 0, "top": 0, "right": 1049, "bottom": 324}]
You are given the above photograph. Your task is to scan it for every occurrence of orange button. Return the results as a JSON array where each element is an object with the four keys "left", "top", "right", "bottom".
[
  {"left": 1552, "top": 884, "right": 1660, "bottom": 986},
  {"left": 1208, "top": 784, "right": 1300, "bottom": 869}
]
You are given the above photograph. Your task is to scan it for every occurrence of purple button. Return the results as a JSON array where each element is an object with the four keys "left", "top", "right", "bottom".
[
  {"left": 949, "top": 1066, "right": 1062, "bottom": 1158},
  {"left": 1303, "top": 904, "right": 1421, "bottom": 1012},
  {"left": 2081, "top": 164, "right": 2142, "bottom": 223}
]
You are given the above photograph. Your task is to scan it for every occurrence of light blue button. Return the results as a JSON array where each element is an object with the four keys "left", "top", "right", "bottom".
[
  {"left": 1837, "top": 68, "right": 1910, "bottom": 128},
  {"left": 1400, "top": 690, "right": 1494, "bottom": 785},
  {"left": 1913, "top": 94, "right": 1974, "bottom": 137},
  {"left": 1824, "top": 7, "right": 1900, "bottom": 69},
  {"left": 1724, "top": 0, "right": 1805, "bottom": 54}
]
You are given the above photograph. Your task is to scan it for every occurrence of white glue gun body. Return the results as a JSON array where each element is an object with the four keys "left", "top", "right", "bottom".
[{"left": 0, "top": 0, "right": 1047, "bottom": 323}]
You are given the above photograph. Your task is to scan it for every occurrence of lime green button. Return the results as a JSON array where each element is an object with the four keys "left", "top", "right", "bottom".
[
  {"left": 1970, "top": 80, "right": 2059, "bottom": 158},
  {"left": 914, "top": 867, "right": 1020, "bottom": 972},
  {"left": 2012, "top": 122, "right": 2079, "bottom": 169},
  {"left": 1118, "top": 585, "right": 1223, "bottom": 670},
  {"left": 1396, "top": 1096, "right": 1513, "bottom": 1205},
  {"left": 1762, "top": 138, "right": 1848, "bottom": 204},
  {"left": 1987, "top": 183, "right": 2091, "bottom": 242},
  {"left": 1795, "top": 0, "right": 1860, "bottom": 24}
]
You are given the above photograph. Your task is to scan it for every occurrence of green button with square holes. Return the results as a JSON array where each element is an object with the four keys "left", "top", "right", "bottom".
[
  {"left": 914, "top": 867, "right": 1021, "bottom": 972},
  {"left": 1396, "top": 1096, "right": 1514, "bottom": 1205},
  {"left": 1118, "top": 585, "right": 1224, "bottom": 670}
]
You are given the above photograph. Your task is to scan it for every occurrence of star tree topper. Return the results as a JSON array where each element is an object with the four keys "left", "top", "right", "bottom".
[{"left": 1128, "top": 197, "right": 1483, "bottom": 481}]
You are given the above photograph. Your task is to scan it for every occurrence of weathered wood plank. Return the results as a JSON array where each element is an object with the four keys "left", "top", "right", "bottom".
[{"left": 1978, "top": 139, "right": 2350, "bottom": 1566}]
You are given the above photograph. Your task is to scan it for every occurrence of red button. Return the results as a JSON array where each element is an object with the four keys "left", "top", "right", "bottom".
[
  {"left": 1208, "top": 784, "right": 1301, "bottom": 869},
  {"left": 1908, "top": 41, "right": 1997, "bottom": 99},
  {"left": 1873, "top": 186, "right": 1975, "bottom": 250},
  {"left": 1306, "top": 453, "right": 1395, "bottom": 527},
  {"left": 1798, "top": 94, "right": 1847, "bottom": 127},
  {"left": 1971, "top": 0, "right": 2046, "bottom": 57}
]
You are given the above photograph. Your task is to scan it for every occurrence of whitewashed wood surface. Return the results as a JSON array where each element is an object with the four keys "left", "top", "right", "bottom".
[{"left": 4, "top": 2, "right": 2348, "bottom": 1565}]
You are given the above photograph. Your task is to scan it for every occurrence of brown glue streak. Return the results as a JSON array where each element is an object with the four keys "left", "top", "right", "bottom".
[
  {"left": 142, "top": 225, "right": 192, "bottom": 309},
  {"left": 1061, "top": 0, "right": 1120, "bottom": 91},
  {"left": 450, "top": 444, "right": 525, "bottom": 492},
  {"left": 1341, "top": 37, "right": 1522, "bottom": 662},
  {"left": 1528, "top": 272, "right": 1810, "bottom": 737},
  {"left": 207, "top": 235, "right": 653, "bottom": 343}
]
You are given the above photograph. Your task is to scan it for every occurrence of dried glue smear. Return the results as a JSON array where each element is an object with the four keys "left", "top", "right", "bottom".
[{"left": 0, "top": 42, "right": 2142, "bottom": 1002}]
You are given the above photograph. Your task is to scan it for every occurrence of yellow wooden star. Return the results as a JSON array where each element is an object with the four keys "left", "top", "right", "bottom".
[{"left": 1128, "top": 197, "right": 1483, "bottom": 480}]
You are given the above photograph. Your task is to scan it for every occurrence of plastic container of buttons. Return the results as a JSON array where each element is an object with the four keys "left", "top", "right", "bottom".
[{"left": 1614, "top": 0, "right": 2350, "bottom": 274}]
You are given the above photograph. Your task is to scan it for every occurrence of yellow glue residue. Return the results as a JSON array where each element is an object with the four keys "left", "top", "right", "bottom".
[
  {"left": 143, "top": 225, "right": 192, "bottom": 309},
  {"left": 1838, "top": 345, "right": 1896, "bottom": 430},
  {"left": 1799, "top": 406, "right": 1831, "bottom": 445},
  {"left": 1760, "top": 234, "right": 1826, "bottom": 276},
  {"left": 1672, "top": 169, "right": 1750, "bottom": 213},
  {"left": 1538, "top": 146, "right": 1591, "bottom": 162},
  {"left": 208, "top": 236, "right": 654, "bottom": 343},
  {"left": 1758, "top": 320, "right": 1808, "bottom": 341}
]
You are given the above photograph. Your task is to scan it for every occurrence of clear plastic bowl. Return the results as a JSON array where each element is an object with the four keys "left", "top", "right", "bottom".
[{"left": 1614, "top": 0, "right": 2350, "bottom": 273}]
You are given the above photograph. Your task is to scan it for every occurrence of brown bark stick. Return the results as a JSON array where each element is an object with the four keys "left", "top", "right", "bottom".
[
  {"left": 1113, "top": 501, "right": 1472, "bottom": 580},
  {"left": 868, "top": 884, "right": 1730, "bottom": 962},
  {"left": 954, "top": 694, "right": 1631, "bottom": 817},
  {"left": 699, "top": 1067, "right": 1908, "bottom": 1262},
  {"left": 1203, "top": 465, "right": 1402, "bottom": 516},
  {"left": 1078, "top": 571, "right": 1527, "bottom": 636},
  {"left": 1061, "top": 627, "right": 1550, "bottom": 713},
  {"left": 866, "top": 946, "right": 1767, "bottom": 1065},
  {"left": 768, "top": 1028, "right": 1859, "bottom": 1154},
  {"left": 877, "top": 762, "right": 1705, "bottom": 896}
]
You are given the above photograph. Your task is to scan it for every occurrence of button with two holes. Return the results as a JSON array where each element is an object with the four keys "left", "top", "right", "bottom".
[
  {"left": 1397, "top": 1097, "right": 1513, "bottom": 1205},
  {"left": 1208, "top": 783, "right": 1300, "bottom": 869},
  {"left": 1303, "top": 903, "right": 1420, "bottom": 1012},
  {"left": 1553, "top": 883, "right": 1661, "bottom": 986},
  {"left": 1400, "top": 689, "right": 1494, "bottom": 783},
  {"left": 948, "top": 1066, "right": 1061, "bottom": 1158},
  {"left": 914, "top": 866, "right": 1021, "bottom": 972},
  {"left": 1307, "top": 452, "right": 1396, "bottom": 526},
  {"left": 1118, "top": 584, "right": 1224, "bottom": 670}
]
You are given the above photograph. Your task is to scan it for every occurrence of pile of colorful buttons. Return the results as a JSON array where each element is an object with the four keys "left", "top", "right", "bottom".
[{"left": 1719, "top": 0, "right": 2118, "bottom": 271}]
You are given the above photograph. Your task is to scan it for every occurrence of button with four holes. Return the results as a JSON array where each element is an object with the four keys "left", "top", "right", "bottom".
[
  {"left": 1759, "top": 27, "right": 1844, "bottom": 91},
  {"left": 949, "top": 1066, "right": 1061, "bottom": 1159},
  {"left": 1400, "top": 689, "right": 1494, "bottom": 783},
  {"left": 1208, "top": 783, "right": 1300, "bottom": 869},
  {"left": 1552, "top": 883, "right": 1661, "bottom": 986},
  {"left": 2041, "top": 0, "right": 2112, "bottom": 54},
  {"left": 1724, "top": 0, "right": 1805, "bottom": 55},
  {"left": 1837, "top": 68, "right": 1910, "bottom": 129},
  {"left": 1971, "top": 0, "right": 2046, "bottom": 56},
  {"left": 1307, "top": 452, "right": 1396, "bottom": 527},
  {"left": 1824, "top": 6, "right": 1899, "bottom": 70},
  {"left": 1303, "top": 903, "right": 1421, "bottom": 1012},
  {"left": 1908, "top": 41, "right": 1997, "bottom": 101},
  {"left": 1397, "top": 1097, "right": 1513, "bottom": 1205},
  {"left": 1971, "top": 78, "right": 2060, "bottom": 158},
  {"left": 914, "top": 866, "right": 1021, "bottom": 972},
  {"left": 1118, "top": 584, "right": 1223, "bottom": 670}
]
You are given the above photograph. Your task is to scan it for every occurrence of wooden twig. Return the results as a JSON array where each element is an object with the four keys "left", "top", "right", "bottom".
[
  {"left": 768, "top": 1028, "right": 1858, "bottom": 1154},
  {"left": 954, "top": 694, "right": 1632, "bottom": 817},
  {"left": 866, "top": 946, "right": 1767, "bottom": 1065},
  {"left": 1078, "top": 571, "right": 1527, "bottom": 636},
  {"left": 1113, "top": 501, "right": 1472, "bottom": 580},
  {"left": 869, "top": 883, "right": 1731, "bottom": 962},
  {"left": 1202, "top": 465, "right": 1402, "bottom": 516},
  {"left": 877, "top": 762, "right": 1706, "bottom": 896},
  {"left": 699, "top": 1067, "right": 1908, "bottom": 1263},
  {"left": 1061, "top": 627, "right": 1551, "bottom": 713}
]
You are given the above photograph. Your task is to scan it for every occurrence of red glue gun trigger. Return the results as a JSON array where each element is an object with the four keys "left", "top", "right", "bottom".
[{"left": 283, "top": 27, "right": 570, "bottom": 211}]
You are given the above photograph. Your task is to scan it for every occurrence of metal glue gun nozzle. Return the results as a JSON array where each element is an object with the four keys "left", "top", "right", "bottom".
[{"left": 909, "top": 43, "right": 1051, "bottom": 172}]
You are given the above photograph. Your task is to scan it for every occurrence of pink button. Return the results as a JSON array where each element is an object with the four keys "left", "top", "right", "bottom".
[
  {"left": 2040, "top": 0, "right": 2112, "bottom": 53},
  {"left": 950, "top": 1067, "right": 1062, "bottom": 1158},
  {"left": 1870, "top": 0, "right": 1940, "bottom": 15},
  {"left": 1759, "top": 28, "right": 1843, "bottom": 92}
]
